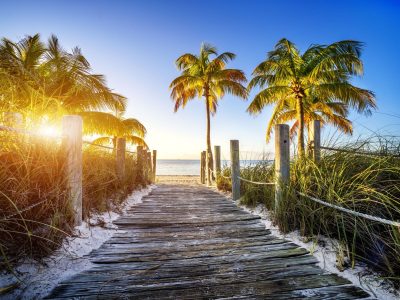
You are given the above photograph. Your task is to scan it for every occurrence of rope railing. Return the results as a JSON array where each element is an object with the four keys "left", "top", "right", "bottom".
[
  {"left": 83, "top": 140, "right": 137, "bottom": 154},
  {"left": 208, "top": 168, "right": 216, "bottom": 175},
  {"left": 0, "top": 124, "right": 138, "bottom": 155},
  {"left": 221, "top": 174, "right": 231, "bottom": 180},
  {"left": 215, "top": 163, "right": 400, "bottom": 227},
  {"left": 1, "top": 198, "right": 50, "bottom": 221},
  {"left": 319, "top": 145, "right": 400, "bottom": 158},
  {"left": 0, "top": 124, "right": 63, "bottom": 139},
  {"left": 237, "top": 176, "right": 275, "bottom": 186},
  {"left": 212, "top": 170, "right": 275, "bottom": 186},
  {"left": 297, "top": 191, "right": 400, "bottom": 227},
  {"left": 83, "top": 140, "right": 115, "bottom": 151},
  {"left": 1, "top": 120, "right": 149, "bottom": 225}
]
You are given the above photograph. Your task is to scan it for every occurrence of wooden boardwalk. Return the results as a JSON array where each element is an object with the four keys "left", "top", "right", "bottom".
[{"left": 48, "top": 184, "right": 370, "bottom": 299}]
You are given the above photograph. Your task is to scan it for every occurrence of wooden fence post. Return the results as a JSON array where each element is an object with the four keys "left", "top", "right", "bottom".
[
  {"left": 152, "top": 150, "right": 157, "bottom": 182},
  {"left": 206, "top": 150, "right": 213, "bottom": 186},
  {"left": 116, "top": 137, "right": 126, "bottom": 182},
  {"left": 309, "top": 120, "right": 321, "bottom": 162},
  {"left": 230, "top": 140, "right": 240, "bottom": 201},
  {"left": 200, "top": 151, "right": 206, "bottom": 184},
  {"left": 147, "top": 151, "right": 152, "bottom": 182},
  {"left": 200, "top": 152, "right": 203, "bottom": 183},
  {"left": 274, "top": 124, "right": 290, "bottom": 212},
  {"left": 214, "top": 145, "right": 221, "bottom": 180},
  {"left": 136, "top": 146, "right": 144, "bottom": 183},
  {"left": 62, "top": 115, "right": 83, "bottom": 226}
]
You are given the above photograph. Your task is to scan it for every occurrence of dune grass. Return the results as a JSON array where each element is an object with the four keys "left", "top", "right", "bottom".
[
  {"left": 0, "top": 132, "right": 146, "bottom": 270},
  {"left": 217, "top": 138, "right": 400, "bottom": 285}
]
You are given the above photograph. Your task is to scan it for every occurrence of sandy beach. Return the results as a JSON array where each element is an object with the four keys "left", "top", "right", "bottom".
[{"left": 156, "top": 175, "right": 201, "bottom": 184}]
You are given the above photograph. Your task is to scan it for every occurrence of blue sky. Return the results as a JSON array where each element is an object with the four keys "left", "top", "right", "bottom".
[{"left": 2, "top": 0, "right": 400, "bottom": 158}]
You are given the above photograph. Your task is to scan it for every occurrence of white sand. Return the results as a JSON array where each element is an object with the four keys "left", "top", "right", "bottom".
[
  {"left": 233, "top": 196, "right": 399, "bottom": 300},
  {"left": 0, "top": 185, "right": 155, "bottom": 299},
  {"left": 2, "top": 182, "right": 398, "bottom": 299},
  {"left": 156, "top": 175, "right": 200, "bottom": 184}
]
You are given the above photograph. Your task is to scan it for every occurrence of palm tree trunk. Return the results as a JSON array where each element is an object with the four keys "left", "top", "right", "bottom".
[
  {"left": 297, "top": 97, "right": 305, "bottom": 158},
  {"left": 111, "top": 136, "right": 118, "bottom": 155},
  {"left": 205, "top": 92, "right": 214, "bottom": 185}
]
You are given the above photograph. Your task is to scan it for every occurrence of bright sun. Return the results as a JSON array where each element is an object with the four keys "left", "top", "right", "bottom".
[{"left": 37, "top": 125, "right": 60, "bottom": 137}]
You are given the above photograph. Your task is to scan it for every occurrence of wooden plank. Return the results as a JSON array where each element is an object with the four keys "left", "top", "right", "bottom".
[
  {"left": 47, "top": 184, "right": 371, "bottom": 299},
  {"left": 81, "top": 254, "right": 319, "bottom": 273},
  {"left": 47, "top": 274, "right": 355, "bottom": 299}
]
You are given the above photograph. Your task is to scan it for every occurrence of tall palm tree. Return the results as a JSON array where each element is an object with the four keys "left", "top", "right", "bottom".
[
  {"left": 79, "top": 111, "right": 148, "bottom": 149},
  {"left": 247, "top": 38, "right": 376, "bottom": 157},
  {"left": 169, "top": 43, "right": 247, "bottom": 184}
]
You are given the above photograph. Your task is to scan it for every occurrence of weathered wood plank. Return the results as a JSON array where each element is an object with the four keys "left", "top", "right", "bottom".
[
  {"left": 48, "top": 274, "right": 355, "bottom": 299},
  {"left": 47, "top": 184, "right": 371, "bottom": 299}
]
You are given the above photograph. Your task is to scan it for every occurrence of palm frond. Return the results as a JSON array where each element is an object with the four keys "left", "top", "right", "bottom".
[
  {"left": 91, "top": 136, "right": 113, "bottom": 145},
  {"left": 125, "top": 135, "right": 148, "bottom": 149},
  {"left": 122, "top": 118, "right": 147, "bottom": 137},
  {"left": 247, "top": 86, "right": 292, "bottom": 114},
  {"left": 78, "top": 111, "right": 123, "bottom": 136}
]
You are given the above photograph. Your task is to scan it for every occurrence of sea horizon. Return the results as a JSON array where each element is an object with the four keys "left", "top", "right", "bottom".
[{"left": 156, "top": 159, "right": 269, "bottom": 175}]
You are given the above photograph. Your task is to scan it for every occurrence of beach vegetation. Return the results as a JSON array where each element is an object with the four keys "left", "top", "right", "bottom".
[
  {"left": 247, "top": 39, "right": 376, "bottom": 156},
  {"left": 170, "top": 43, "right": 247, "bottom": 184}
]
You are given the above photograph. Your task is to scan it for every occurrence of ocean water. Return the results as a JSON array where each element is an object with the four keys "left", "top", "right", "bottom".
[
  {"left": 156, "top": 159, "right": 267, "bottom": 175},
  {"left": 157, "top": 160, "right": 200, "bottom": 175}
]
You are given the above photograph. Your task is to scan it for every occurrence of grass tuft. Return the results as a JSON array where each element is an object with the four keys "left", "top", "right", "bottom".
[
  {"left": 0, "top": 133, "right": 146, "bottom": 271},
  {"left": 218, "top": 136, "right": 400, "bottom": 285}
]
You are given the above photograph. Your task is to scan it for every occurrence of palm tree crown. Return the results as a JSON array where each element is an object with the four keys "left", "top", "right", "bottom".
[
  {"left": 80, "top": 111, "right": 148, "bottom": 149},
  {"left": 247, "top": 38, "right": 376, "bottom": 156},
  {"left": 0, "top": 34, "right": 126, "bottom": 122}
]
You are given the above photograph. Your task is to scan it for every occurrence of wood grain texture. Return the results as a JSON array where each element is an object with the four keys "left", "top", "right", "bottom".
[{"left": 47, "top": 184, "right": 371, "bottom": 299}]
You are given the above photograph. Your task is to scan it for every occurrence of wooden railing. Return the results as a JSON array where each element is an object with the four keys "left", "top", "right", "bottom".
[
  {"left": 203, "top": 120, "right": 400, "bottom": 228},
  {"left": 1, "top": 115, "right": 156, "bottom": 226}
]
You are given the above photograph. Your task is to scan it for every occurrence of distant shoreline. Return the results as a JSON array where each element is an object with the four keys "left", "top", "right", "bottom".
[
  {"left": 157, "top": 175, "right": 200, "bottom": 177},
  {"left": 156, "top": 175, "right": 201, "bottom": 184}
]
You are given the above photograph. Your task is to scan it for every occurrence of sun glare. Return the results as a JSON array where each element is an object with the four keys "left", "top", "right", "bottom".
[{"left": 37, "top": 125, "right": 60, "bottom": 137}]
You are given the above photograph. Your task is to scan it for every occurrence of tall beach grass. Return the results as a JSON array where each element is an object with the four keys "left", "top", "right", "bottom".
[
  {"left": 0, "top": 132, "right": 145, "bottom": 270},
  {"left": 217, "top": 137, "right": 400, "bottom": 285}
]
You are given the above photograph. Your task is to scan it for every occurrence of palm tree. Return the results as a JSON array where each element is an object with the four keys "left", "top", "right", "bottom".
[
  {"left": 247, "top": 39, "right": 376, "bottom": 157},
  {"left": 0, "top": 34, "right": 126, "bottom": 123},
  {"left": 79, "top": 111, "right": 148, "bottom": 150},
  {"left": 42, "top": 35, "right": 127, "bottom": 115},
  {"left": 0, "top": 34, "right": 47, "bottom": 114},
  {"left": 169, "top": 43, "right": 247, "bottom": 184}
]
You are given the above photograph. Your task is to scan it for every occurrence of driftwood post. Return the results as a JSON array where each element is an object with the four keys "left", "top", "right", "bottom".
[
  {"left": 116, "top": 137, "right": 126, "bottom": 183},
  {"left": 136, "top": 146, "right": 144, "bottom": 183},
  {"left": 274, "top": 124, "right": 290, "bottom": 212},
  {"left": 309, "top": 120, "right": 321, "bottom": 162},
  {"left": 214, "top": 145, "right": 221, "bottom": 180},
  {"left": 230, "top": 140, "right": 240, "bottom": 201},
  {"left": 200, "top": 151, "right": 206, "bottom": 184},
  {"left": 62, "top": 115, "right": 83, "bottom": 226},
  {"left": 152, "top": 150, "right": 157, "bottom": 182}
]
